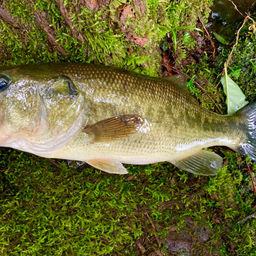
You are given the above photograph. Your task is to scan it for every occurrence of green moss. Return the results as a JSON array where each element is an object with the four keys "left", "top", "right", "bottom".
[{"left": 0, "top": 0, "right": 212, "bottom": 76}]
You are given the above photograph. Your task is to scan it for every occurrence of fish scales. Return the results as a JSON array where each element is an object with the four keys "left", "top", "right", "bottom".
[{"left": 0, "top": 63, "right": 255, "bottom": 175}]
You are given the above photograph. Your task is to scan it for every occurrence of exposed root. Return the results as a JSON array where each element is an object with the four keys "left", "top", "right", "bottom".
[
  {"left": 34, "top": 10, "right": 66, "bottom": 57},
  {"left": 0, "top": 7, "right": 17, "bottom": 25},
  {"left": 56, "top": 0, "right": 85, "bottom": 42},
  {"left": 57, "top": 0, "right": 73, "bottom": 29},
  {"left": 0, "top": 4, "right": 67, "bottom": 57}
]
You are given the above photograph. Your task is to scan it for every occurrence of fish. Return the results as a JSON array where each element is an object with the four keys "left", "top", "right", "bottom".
[{"left": 0, "top": 62, "right": 255, "bottom": 176}]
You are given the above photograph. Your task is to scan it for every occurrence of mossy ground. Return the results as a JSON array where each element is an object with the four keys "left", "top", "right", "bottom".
[{"left": 0, "top": 0, "right": 256, "bottom": 255}]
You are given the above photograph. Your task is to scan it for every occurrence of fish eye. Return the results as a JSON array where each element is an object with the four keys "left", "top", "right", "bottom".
[
  {"left": 67, "top": 79, "right": 78, "bottom": 96},
  {"left": 0, "top": 74, "right": 12, "bottom": 91}
]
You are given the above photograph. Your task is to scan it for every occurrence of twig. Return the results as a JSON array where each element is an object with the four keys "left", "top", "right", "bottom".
[
  {"left": 217, "top": 14, "right": 255, "bottom": 82},
  {"left": 216, "top": 10, "right": 255, "bottom": 90},
  {"left": 145, "top": 211, "right": 163, "bottom": 255},
  {"left": 237, "top": 212, "right": 256, "bottom": 224},
  {"left": 246, "top": 161, "right": 256, "bottom": 194},
  {"left": 198, "top": 16, "right": 216, "bottom": 58},
  {"left": 224, "top": 16, "right": 249, "bottom": 71},
  {"left": 247, "top": 15, "right": 256, "bottom": 34},
  {"left": 222, "top": 1, "right": 256, "bottom": 72},
  {"left": 145, "top": 211, "right": 156, "bottom": 229},
  {"left": 215, "top": 79, "right": 222, "bottom": 89},
  {"left": 228, "top": 0, "right": 245, "bottom": 18},
  {"left": 173, "top": 68, "right": 223, "bottom": 114},
  {"left": 48, "top": 159, "right": 62, "bottom": 169}
]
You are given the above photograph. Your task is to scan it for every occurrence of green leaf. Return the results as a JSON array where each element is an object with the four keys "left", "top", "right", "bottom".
[
  {"left": 229, "top": 69, "right": 241, "bottom": 79},
  {"left": 213, "top": 32, "right": 229, "bottom": 45},
  {"left": 171, "top": 30, "right": 177, "bottom": 53},
  {"left": 221, "top": 73, "right": 248, "bottom": 115}
]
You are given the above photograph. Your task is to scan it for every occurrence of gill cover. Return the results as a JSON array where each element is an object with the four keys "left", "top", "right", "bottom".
[{"left": 0, "top": 73, "right": 86, "bottom": 154}]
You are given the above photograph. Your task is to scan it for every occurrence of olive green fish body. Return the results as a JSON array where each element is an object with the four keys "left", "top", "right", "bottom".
[{"left": 0, "top": 63, "right": 254, "bottom": 175}]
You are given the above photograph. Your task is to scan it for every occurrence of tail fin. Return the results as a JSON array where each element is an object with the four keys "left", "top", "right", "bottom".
[{"left": 236, "top": 102, "right": 256, "bottom": 161}]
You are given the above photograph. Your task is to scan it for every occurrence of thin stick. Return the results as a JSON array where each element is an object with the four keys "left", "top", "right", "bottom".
[
  {"left": 217, "top": 12, "right": 255, "bottom": 92},
  {"left": 246, "top": 161, "right": 256, "bottom": 194},
  {"left": 224, "top": 2, "right": 256, "bottom": 70},
  {"left": 247, "top": 15, "right": 256, "bottom": 34},
  {"left": 228, "top": 0, "right": 245, "bottom": 17},
  {"left": 48, "top": 159, "right": 62, "bottom": 169},
  {"left": 145, "top": 211, "right": 162, "bottom": 250},
  {"left": 215, "top": 79, "right": 222, "bottom": 89},
  {"left": 238, "top": 212, "right": 256, "bottom": 224},
  {"left": 198, "top": 16, "right": 216, "bottom": 58},
  {"left": 145, "top": 211, "right": 156, "bottom": 230},
  {"left": 225, "top": 16, "right": 248, "bottom": 70}
]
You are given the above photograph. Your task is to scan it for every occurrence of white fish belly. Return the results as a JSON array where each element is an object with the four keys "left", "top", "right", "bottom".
[{"left": 50, "top": 129, "right": 215, "bottom": 165}]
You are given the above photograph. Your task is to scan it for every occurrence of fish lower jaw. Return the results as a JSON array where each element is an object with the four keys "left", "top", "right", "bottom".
[{"left": 0, "top": 135, "right": 72, "bottom": 157}]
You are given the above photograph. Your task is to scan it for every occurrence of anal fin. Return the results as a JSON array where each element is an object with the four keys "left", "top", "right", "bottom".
[
  {"left": 170, "top": 150, "right": 223, "bottom": 176},
  {"left": 86, "top": 159, "right": 128, "bottom": 174}
]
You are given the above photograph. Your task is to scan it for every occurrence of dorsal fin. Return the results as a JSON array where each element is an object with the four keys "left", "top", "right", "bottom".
[{"left": 164, "top": 74, "right": 187, "bottom": 92}]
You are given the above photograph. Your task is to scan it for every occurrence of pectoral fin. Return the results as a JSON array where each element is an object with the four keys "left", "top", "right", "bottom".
[
  {"left": 170, "top": 150, "right": 223, "bottom": 176},
  {"left": 83, "top": 115, "right": 143, "bottom": 143},
  {"left": 86, "top": 159, "right": 128, "bottom": 174}
]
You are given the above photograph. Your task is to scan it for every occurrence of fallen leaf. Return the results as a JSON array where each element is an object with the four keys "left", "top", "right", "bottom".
[
  {"left": 125, "top": 175, "right": 136, "bottom": 181},
  {"left": 137, "top": 242, "right": 146, "bottom": 254},
  {"left": 126, "top": 32, "right": 149, "bottom": 47},
  {"left": 221, "top": 73, "right": 248, "bottom": 115},
  {"left": 169, "top": 226, "right": 177, "bottom": 232},
  {"left": 213, "top": 32, "right": 229, "bottom": 45},
  {"left": 84, "top": 0, "right": 98, "bottom": 11},
  {"left": 169, "top": 177, "right": 175, "bottom": 186},
  {"left": 162, "top": 54, "right": 173, "bottom": 76},
  {"left": 222, "top": 158, "right": 229, "bottom": 167}
]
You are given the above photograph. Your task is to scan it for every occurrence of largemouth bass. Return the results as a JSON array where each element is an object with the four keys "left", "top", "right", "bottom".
[{"left": 0, "top": 63, "right": 255, "bottom": 175}]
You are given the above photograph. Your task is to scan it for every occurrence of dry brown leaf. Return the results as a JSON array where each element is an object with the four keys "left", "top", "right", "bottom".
[{"left": 125, "top": 175, "right": 136, "bottom": 181}]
